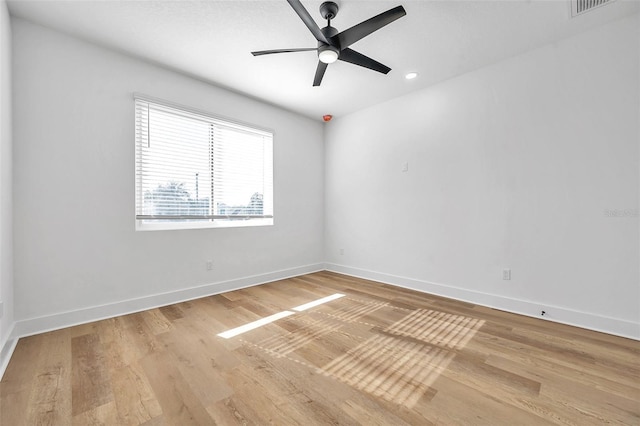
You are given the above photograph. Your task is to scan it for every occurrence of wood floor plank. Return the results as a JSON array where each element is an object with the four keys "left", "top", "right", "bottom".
[
  {"left": 25, "top": 329, "right": 72, "bottom": 425},
  {"left": 486, "top": 354, "right": 640, "bottom": 424},
  {"left": 158, "top": 304, "right": 184, "bottom": 322},
  {"left": 2, "top": 272, "right": 638, "bottom": 424},
  {"left": 469, "top": 326, "right": 640, "bottom": 390},
  {"left": 72, "top": 400, "right": 121, "bottom": 426},
  {"left": 141, "top": 308, "right": 175, "bottom": 335},
  {"left": 421, "top": 375, "right": 554, "bottom": 425},
  {"left": 121, "top": 313, "right": 163, "bottom": 358},
  {"left": 160, "top": 322, "right": 235, "bottom": 408},
  {"left": 71, "top": 333, "right": 114, "bottom": 416},
  {"left": 139, "top": 351, "right": 215, "bottom": 425},
  {"left": 99, "top": 317, "right": 139, "bottom": 371},
  {"left": 205, "top": 398, "right": 251, "bottom": 425},
  {"left": 0, "top": 335, "right": 45, "bottom": 426},
  {"left": 0, "top": 334, "right": 42, "bottom": 395},
  {"left": 109, "top": 362, "right": 162, "bottom": 426}
]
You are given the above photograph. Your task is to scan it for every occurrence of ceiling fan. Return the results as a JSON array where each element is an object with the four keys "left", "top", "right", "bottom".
[{"left": 251, "top": 0, "right": 407, "bottom": 87}]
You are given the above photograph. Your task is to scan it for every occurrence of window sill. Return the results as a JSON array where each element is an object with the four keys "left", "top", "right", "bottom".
[{"left": 135, "top": 218, "right": 274, "bottom": 231}]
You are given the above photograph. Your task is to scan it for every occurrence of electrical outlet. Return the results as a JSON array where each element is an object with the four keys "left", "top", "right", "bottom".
[
  {"left": 502, "top": 269, "right": 511, "bottom": 280},
  {"left": 0, "top": 301, "right": 3, "bottom": 318},
  {"left": 402, "top": 162, "right": 409, "bottom": 172},
  {"left": 339, "top": 248, "right": 344, "bottom": 255},
  {"left": 206, "top": 260, "right": 213, "bottom": 271}
]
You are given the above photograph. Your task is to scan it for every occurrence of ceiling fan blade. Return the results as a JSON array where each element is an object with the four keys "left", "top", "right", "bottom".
[
  {"left": 338, "top": 48, "right": 391, "bottom": 74},
  {"left": 313, "top": 61, "right": 328, "bottom": 87},
  {"left": 252, "top": 48, "right": 318, "bottom": 56},
  {"left": 332, "top": 5, "right": 406, "bottom": 49},
  {"left": 286, "top": 0, "right": 329, "bottom": 44}
]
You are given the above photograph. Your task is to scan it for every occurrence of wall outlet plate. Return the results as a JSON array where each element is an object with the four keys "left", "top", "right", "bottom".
[
  {"left": 0, "top": 301, "right": 4, "bottom": 318},
  {"left": 502, "top": 269, "right": 511, "bottom": 280}
]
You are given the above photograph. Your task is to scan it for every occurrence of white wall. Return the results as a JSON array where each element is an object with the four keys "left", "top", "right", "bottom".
[
  {"left": 325, "top": 14, "right": 640, "bottom": 339},
  {"left": 12, "top": 18, "right": 324, "bottom": 335},
  {"left": 0, "top": 0, "right": 15, "bottom": 374}
]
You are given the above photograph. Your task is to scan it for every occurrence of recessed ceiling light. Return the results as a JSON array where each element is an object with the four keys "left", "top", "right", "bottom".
[{"left": 405, "top": 72, "right": 418, "bottom": 80}]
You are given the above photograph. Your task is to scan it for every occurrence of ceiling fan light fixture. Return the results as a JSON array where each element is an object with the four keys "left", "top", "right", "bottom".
[{"left": 318, "top": 45, "right": 339, "bottom": 64}]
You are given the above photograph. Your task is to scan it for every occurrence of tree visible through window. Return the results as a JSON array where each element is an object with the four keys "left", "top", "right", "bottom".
[{"left": 135, "top": 97, "right": 273, "bottom": 229}]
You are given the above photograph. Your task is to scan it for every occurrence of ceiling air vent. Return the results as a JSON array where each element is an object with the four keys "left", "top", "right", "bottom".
[{"left": 571, "top": 0, "right": 616, "bottom": 17}]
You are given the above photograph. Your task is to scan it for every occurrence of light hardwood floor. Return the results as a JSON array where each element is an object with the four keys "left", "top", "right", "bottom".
[{"left": 1, "top": 271, "right": 639, "bottom": 425}]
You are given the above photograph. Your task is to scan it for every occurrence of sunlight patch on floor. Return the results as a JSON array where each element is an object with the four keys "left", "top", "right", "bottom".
[
  {"left": 217, "top": 311, "right": 295, "bottom": 339},
  {"left": 385, "top": 309, "right": 485, "bottom": 349},
  {"left": 321, "top": 334, "right": 453, "bottom": 407},
  {"left": 293, "top": 293, "right": 345, "bottom": 311},
  {"left": 319, "top": 309, "right": 485, "bottom": 407},
  {"left": 217, "top": 293, "right": 345, "bottom": 339},
  {"left": 223, "top": 291, "right": 486, "bottom": 408}
]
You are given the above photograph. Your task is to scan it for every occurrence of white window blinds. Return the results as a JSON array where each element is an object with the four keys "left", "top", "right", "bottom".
[{"left": 135, "top": 97, "right": 273, "bottom": 228}]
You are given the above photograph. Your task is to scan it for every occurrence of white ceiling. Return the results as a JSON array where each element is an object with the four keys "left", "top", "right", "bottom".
[{"left": 7, "top": 0, "right": 639, "bottom": 120}]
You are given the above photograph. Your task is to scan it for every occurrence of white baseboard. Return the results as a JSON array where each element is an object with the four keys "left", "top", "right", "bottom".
[
  {"left": 12, "top": 263, "right": 324, "bottom": 339},
  {"left": 0, "top": 322, "right": 17, "bottom": 380},
  {"left": 325, "top": 263, "right": 639, "bottom": 341}
]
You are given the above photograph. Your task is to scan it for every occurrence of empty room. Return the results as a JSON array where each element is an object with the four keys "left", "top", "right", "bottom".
[{"left": 0, "top": 0, "right": 638, "bottom": 424}]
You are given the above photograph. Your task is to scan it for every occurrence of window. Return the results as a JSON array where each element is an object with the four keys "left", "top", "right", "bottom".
[{"left": 135, "top": 97, "right": 273, "bottom": 230}]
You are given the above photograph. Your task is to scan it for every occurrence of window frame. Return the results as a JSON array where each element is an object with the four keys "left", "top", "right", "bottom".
[{"left": 134, "top": 94, "right": 274, "bottom": 231}]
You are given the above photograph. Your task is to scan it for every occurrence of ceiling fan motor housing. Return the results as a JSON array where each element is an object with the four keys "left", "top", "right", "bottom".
[{"left": 319, "top": 1, "right": 339, "bottom": 20}]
